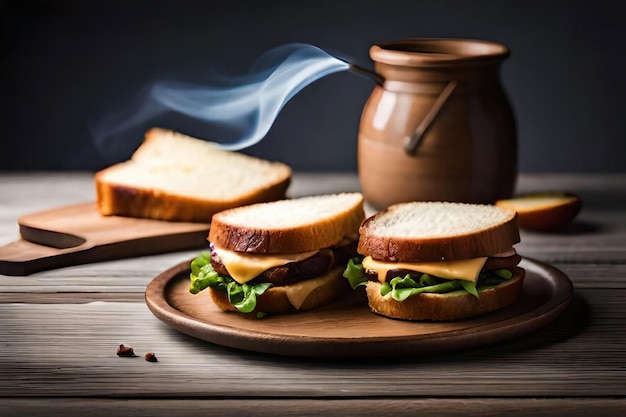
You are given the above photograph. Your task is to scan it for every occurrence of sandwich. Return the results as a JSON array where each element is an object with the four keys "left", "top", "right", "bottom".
[
  {"left": 343, "top": 201, "right": 524, "bottom": 321},
  {"left": 189, "top": 193, "right": 365, "bottom": 316},
  {"left": 95, "top": 128, "right": 292, "bottom": 222}
]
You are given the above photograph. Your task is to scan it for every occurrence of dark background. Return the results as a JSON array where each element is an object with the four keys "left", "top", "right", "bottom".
[{"left": 1, "top": 0, "right": 624, "bottom": 173}]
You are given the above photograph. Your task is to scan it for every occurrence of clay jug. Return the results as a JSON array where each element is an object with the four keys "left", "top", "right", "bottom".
[{"left": 358, "top": 38, "right": 517, "bottom": 210}]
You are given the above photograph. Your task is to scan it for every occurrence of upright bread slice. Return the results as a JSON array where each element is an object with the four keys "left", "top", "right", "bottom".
[
  {"left": 95, "top": 128, "right": 291, "bottom": 222},
  {"left": 209, "top": 193, "right": 365, "bottom": 253},
  {"left": 358, "top": 202, "right": 520, "bottom": 262}
]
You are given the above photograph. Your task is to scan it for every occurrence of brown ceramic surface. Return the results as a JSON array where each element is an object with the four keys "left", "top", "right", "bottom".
[{"left": 358, "top": 38, "right": 517, "bottom": 209}]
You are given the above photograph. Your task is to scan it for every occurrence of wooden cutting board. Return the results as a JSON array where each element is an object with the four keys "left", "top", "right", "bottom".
[{"left": 0, "top": 202, "right": 211, "bottom": 276}]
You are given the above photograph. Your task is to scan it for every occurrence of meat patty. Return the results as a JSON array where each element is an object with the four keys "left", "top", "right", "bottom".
[
  {"left": 211, "top": 242, "right": 358, "bottom": 286},
  {"left": 483, "top": 254, "right": 522, "bottom": 270}
]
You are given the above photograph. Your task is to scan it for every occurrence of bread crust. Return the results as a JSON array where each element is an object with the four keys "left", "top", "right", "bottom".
[
  {"left": 209, "top": 193, "right": 365, "bottom": 253},
  {"left": 358, "top": 202, "right": 520, "bottom": 262},
  {"left": 94, "top": 128, "right": 291, "bottom": 222},
  {"left": 496, "top": 193, "right": 582, "bottom": 231},
  {"left": 209, "top": 266, "right": 349, "bottom": 315},
  {"left": 95, "top": 169, "right": 290, "bottom": 223},
  {"left": 365, "top": 267, "right": 525, "bottom": 321}
]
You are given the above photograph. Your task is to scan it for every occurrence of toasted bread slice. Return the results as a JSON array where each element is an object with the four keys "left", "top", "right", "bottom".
[
  {"left": 365, "top": 267, "right": 525, "bottom": 321},
  {"left": 495, "top": 192, "right": 582, "bottom": 231},
  {"left": 358, "top": 202, "right": 520, "bottom": 262},
  {"left": 95, "top": 128, "right": 291, "bottom": 222},
  {"left": 209, "top": 193, "right": 365, "bottom": 253}
]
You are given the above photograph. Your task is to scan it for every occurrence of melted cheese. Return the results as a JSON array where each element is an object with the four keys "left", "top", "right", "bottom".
[
  {"left": 283, "top": 268, "right": 340, "bottom": 310},
  {"left": 362, "top": 256, "right": 488, "bottom": 283},
  {"left": 214, "top": 246, "right": 319, "bottom": 284}
]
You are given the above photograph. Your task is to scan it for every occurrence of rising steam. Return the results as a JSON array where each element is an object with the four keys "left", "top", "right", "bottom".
[{"left": 90, "top": 43, "right": 349, "bottom": 158}]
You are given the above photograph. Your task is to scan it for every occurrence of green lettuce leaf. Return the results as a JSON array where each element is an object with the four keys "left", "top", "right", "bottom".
[
  {"left": 342, "top": 257, "right": 368, "bottom": 289},
  {"left": 226, "top": 281, "right": 272, "bottom": 313},
  {"left": 382, "top": 270, "right": 513, "bottom": 302},
  {"left": 189, "top": 252, "right": 272, "bottom": 314},
  {"left": 460, "top": 280, "right": 479, "bottom": 298},
  {"left": 387, "top": 275, "right": 463, "bottom": 301},
  {"left": 338, "top": 252, "right": 514, "bottom": 303}
]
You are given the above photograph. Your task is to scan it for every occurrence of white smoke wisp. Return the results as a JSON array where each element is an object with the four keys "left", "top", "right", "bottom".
[{"left": 90, "top": 43, "right": 349, "bottom": 157}]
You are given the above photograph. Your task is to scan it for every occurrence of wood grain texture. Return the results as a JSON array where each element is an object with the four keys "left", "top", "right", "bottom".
[
  {"left": 3, "top": 398, "right": 626, "bottom": 417},
  {"left": 144, "top": 258, "right": 571, "bottom": 358},
  {"left": 0, "top": 172, "right": 625, "bottom": 414},
  {"left": 0, "top": 203, "right": 210, "bottom": 275},
  {"left": 0, "top": 251, "right": 195, "bottom": 294},
  {"left": 0, "top": 260, "right": 622, "bottom": 297},
  {"left": 2, "top": 172, "right": 624, "bottom": 262},
  {"left": 0, "top": 287, "right": 621, "bottom": 397}
]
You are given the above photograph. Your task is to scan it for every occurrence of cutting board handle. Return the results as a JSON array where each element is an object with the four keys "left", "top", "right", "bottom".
[
  {"left": 0, "top": 202, "right": 211, "bottom": 276},
  {"left": 0, "top": 239, "right": 95, "bottom": 276}
]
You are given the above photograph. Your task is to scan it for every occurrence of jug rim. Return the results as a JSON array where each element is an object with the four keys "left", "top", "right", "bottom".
[{"left": 371, "top": 38, "right": 510, "bottom": 67}]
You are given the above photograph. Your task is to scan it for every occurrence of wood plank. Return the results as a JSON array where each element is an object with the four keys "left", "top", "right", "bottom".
[
  {"left": 0, "top": 288, "right": 623, "bottom": 397},
  {"left": 2, "top": 261, "right": 623, "bottom": 299},
  {"left": 507, "top": 173, "right": 626, "bottom": 262},
  {"left": 516, "top": 210, "right": 626, "bottom": 263},
  {"left": 0, "top": 292, "right": 144, "bottom": 303},
  {"left": 2, "top": 398, "right": 626, "bottom": 417},
  {"left": 143, "top": 259, "right": 570, "bottom": 358},
  {"left": 2, "top": 173, "right": 626, "bottom": 263},
  {"left": 0, "top": 172, "right": 357, "bottom": 245},
  {"left": 557, "top": 263, "right": 626, "bottom": 288},
  {"left": 1, "top": 172, "right": 625, "bottom": 413},
  {"left": 0, "top": 251, "right": 196, "bottom": 294},
  {"left": 0, "top": 254, "right": 192, "bottom": 296},
  {"left": 0, "top": 203, "right": 210, "bottom": 276}
]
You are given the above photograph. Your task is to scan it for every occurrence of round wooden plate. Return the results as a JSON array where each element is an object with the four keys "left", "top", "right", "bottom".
[{"left": 145, "top": 257, "right": 573, "bottom": 358}]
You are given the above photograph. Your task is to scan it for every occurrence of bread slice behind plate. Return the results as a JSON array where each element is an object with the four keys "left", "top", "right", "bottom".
[{"left": 95, "top": 128, "right": 292, "bottom": 222}]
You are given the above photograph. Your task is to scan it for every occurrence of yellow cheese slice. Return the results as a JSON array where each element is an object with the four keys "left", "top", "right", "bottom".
[
  {"left": 362, "top": 256, "right": 488, "bottom": 283},
  {"left": 282, "top": 268, "right": 340, "bottom": 310},
  {"left": 215, "top": 246, "right": 319, "bottom": 284}
]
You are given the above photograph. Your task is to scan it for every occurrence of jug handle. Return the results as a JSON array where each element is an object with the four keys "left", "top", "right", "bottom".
[
  {"left": 349, "top": 64, "right": 385, "bottom": 85},
  {"left": 404, "top": 80, "right": 458, "bottom": 155}
]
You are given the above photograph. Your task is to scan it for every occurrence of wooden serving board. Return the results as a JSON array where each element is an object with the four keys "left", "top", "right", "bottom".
[
  {"left": 0, "top": 202, "right": 210, "bottom": 276},
  {"left": 145, "top": 257, "right": 574, "bottom": 358}
]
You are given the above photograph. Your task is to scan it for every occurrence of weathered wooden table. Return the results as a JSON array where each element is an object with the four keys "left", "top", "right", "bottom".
[{"left": 1, "top": 172, "right": 625, "bottom": 416}]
